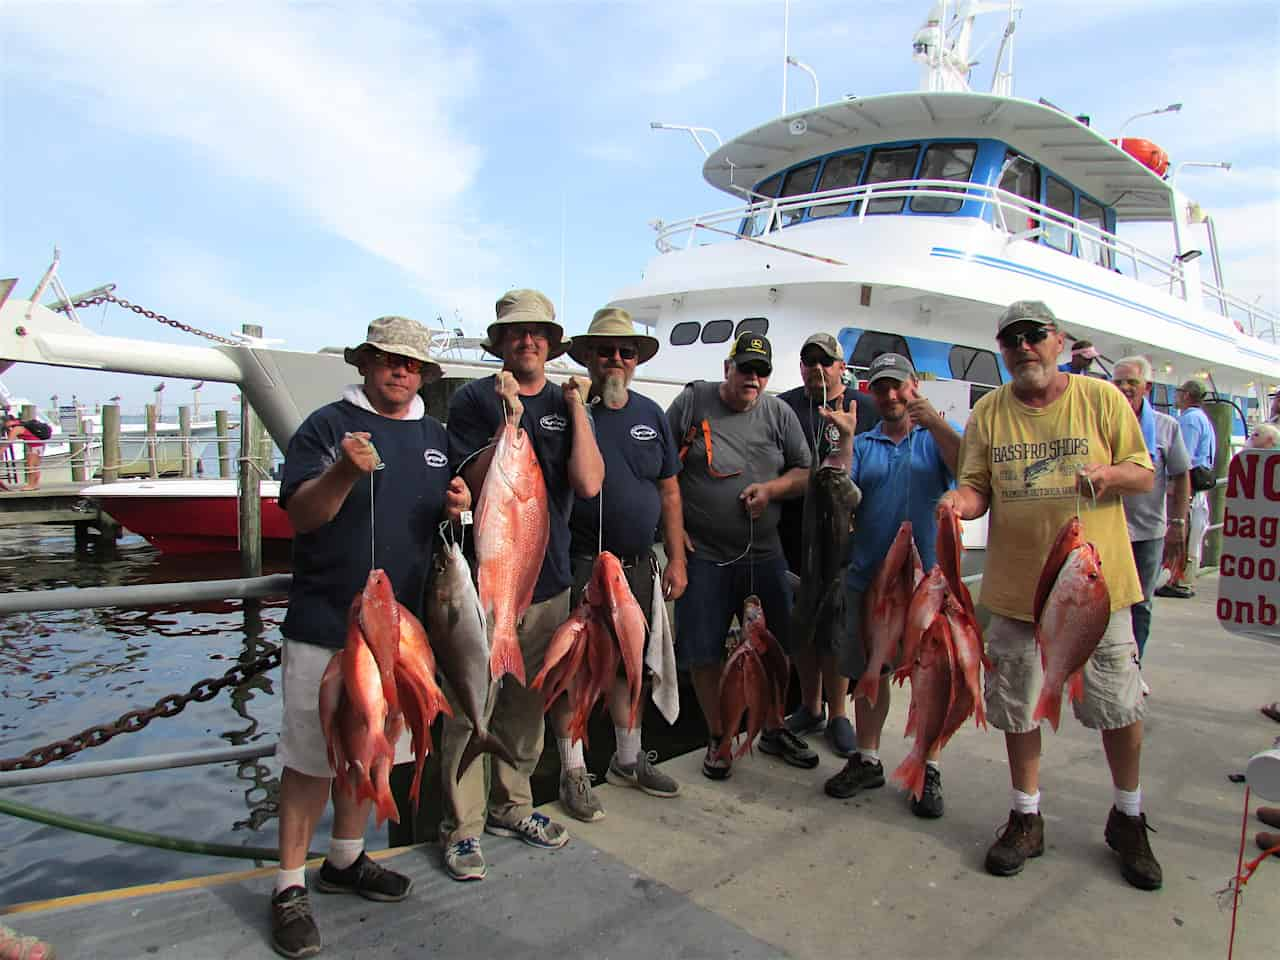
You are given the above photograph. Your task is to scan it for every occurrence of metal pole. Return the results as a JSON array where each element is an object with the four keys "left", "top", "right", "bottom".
[
  {"left": 215, "top": 409, "right": 231, "bottom": 478},
  {"left": 101, "top": 402, "right": 120, "bottom": 483},
  {"left": 0, "top": 744, "right": 276, "bottom": 788},
  {"left": 0, "top": 573, "right": 292, "bottom": 614},
  {"left": 179, "top": 404, "right": 193, "bottom": 477},
  {"left": 145, "top": 402, "right": 159, "bottom": 478},
  {"left": 239, "top": 324, "right": 264, "bottom": 577}
]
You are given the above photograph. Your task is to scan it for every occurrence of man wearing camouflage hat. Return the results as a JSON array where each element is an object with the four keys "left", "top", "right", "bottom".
[
  {"left": 441, "top": 289, "right": 603, "bottom": 881},
  {"left": 271, "top": 316, "right": 471, "bottom": 957}
]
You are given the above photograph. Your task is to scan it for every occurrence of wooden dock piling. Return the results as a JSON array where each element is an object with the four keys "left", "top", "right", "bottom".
[
  {"left": 145, "top": 403, "right": 159, "bottom": 479},
  {"left": 70, "top": 416, "right": 87, "bottom": 483},
  {"left": 215, "top": 410, "right": 231, "bottom": 479},
  {"left": 179, "top": 405, "right": 193, "bottom": 478},
  {"left": 239, "top": 325, "right": 264, "bottom": 578},
  {"left": 101, "top": 404, "right": 120, "bottom": 483}
]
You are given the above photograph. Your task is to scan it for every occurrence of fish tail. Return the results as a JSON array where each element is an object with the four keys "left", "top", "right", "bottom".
[
  {"left": 1066, "top": 669, "right": 1086, "bottom": 704},
  {"left": 489, "top": 627, "right": 527, "bottom": 685},
  {"left": 1031, "top": 685, "right": 1062, "bottom": 733},
  {"left": 456, "top": 728, "right": 518, "bottom": 783},
  {"left": 853, "top": 667, "right": 881, "bottom": 706},
  {"left": 890, "top": 750, "right": 926, "bottom": 801},
  {"left": 370, "top": 752, "right": 400, "bottom": 827},
  {"left": 974, "top": 698, "right": 988, "bottom": 729}
]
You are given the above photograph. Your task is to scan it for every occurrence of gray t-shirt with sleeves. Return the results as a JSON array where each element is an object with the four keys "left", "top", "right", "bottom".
[
  {"left": 1124, "top": 405, "right": 1190, "bottom": 542},
  {"left": 666, "top": 381, "right": 811, "bottom": 563}
]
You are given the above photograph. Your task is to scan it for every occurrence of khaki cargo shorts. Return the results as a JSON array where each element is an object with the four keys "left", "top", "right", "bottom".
[
  {"left": 277, "top": 639, "right": 412, "bottom": 779},
  {"left": 983, "top": 608, "right": 1144, "bottom": 733}
]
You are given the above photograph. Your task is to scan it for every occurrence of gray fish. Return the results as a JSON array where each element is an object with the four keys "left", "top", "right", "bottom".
[
  {"left": 426, "top": 541, "right": 516, "bottom": 781},
  {"left": 792, "top": 464, "right": 861, "bottom": 648}
]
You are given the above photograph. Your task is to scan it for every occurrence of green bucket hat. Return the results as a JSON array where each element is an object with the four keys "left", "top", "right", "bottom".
[
  {"left": 481, "top": 288, "right": 570, "bottom": 360},
  {"left": 344, "top": 315, "right": 442, "bottom": 381},
  {"left": 567, "top": 307, "right": 659, "bottom": 366}
]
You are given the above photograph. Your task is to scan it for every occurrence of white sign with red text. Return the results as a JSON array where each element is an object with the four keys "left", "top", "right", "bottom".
[{"left": 1217, "top": 449, "right": 1280, "bottom": 645}]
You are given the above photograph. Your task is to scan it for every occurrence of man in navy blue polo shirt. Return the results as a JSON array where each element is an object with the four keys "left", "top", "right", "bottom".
[
  {"left": 441, "top": 289, "right": 603, "bottom": 882},
  {"left": 271, "top": 316, "right": 470, "bottom": 958},
  {"left": 561, "top": 307, "right": 686, "bottom": 820},
  {"left": 820, "top": 353, "right": 961, "bottom": 819}
]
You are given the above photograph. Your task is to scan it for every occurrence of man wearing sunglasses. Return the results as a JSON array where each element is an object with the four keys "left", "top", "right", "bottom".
[
  {"left": 939, "top": 300, "right": 1163, "bottom": 892},
  {"left": 271, "top": 315, "right": 471, "bottom": 957},
  {"left": 442, "top": 289, "right": 604, "bottom": 882},
  {"left": 777, "top": 333, "right": 877, "bottom": 757},
  {"left": 555, "top": 307, "right": 687, "bottom": 820},
  {"left": 667, "top": 332, "right": 815, "bottom": 777}
]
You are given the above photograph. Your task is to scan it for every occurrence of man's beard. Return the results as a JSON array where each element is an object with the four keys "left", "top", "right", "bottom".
[
  {"left": 1011, "top": 359, "right": 1054, "bottom": 393},
  {"left": 599, "top": 371, "right": 629, "bottom": 408}
]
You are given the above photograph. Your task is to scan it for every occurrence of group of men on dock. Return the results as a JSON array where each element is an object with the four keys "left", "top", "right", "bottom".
[{"left": 266, "top": 291, "right": 1223, "bottom": 957}]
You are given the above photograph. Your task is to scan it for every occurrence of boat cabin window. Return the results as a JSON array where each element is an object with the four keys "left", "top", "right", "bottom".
[
  {"left": 669, "top": 321, "right": 700, "bottom": 346},
  {"left": 1043, "top": 176, "right": 1076, "bottom": 253},
  {"left": 1077, "top": 195, "right": 1110, "bottom": 268},
  {"left": 779, "top": 161, "right": 821, "bottom": 225},
  {"left": 699, "top": 319, "right": 734, "bottom": 344},
  {"left": 948, "top": 345, "right": 1001, "bottom": 386},
  {"left": 735, "top": 317, "right": 769, "bottom": 338},
  {"left": 911, "top": 143, "right": 978, "bottom": 214},
  {"left": 741, "top": 173, "right": 783, "bottom": 237},
  {"left": 810, "top": 151, "right": 866, "bottom": 219},
  {"left": 865, "top": 146, "right": 921, "bottom": 214},
  {"left": 849, "top": 330, "right": 912, "bottom": 370}
]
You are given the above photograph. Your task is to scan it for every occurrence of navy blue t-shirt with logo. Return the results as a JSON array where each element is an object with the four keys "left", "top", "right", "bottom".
[
  {"left": 447, "top": 375, "right": 575, "bottom": 603},
  {"left": 279, "top": 399, "right": 451, "bottom": 649},
  {"left": 570, "top": 391, "right": 680, "bottom": 559}
]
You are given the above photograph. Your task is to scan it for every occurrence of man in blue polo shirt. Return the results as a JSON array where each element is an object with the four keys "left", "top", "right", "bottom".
[
  {"left": 562, "top": 307, "right": 686, "bottom": 820},
  {"left": 1158, "top": 379, "right": 1215, "bottom": 598},
  {"left": 820, "top": 353, "right": 962, "bottom": 819}
]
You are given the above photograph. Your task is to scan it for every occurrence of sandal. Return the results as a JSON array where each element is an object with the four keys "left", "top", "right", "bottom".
[{"left": 1261, "top": 702, "right": 1280, "bottom": 723}]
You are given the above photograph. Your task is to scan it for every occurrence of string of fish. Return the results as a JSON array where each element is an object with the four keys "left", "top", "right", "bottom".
[
  {"left": 1075, "top": 470, "right": 1099, "bottom": 533},
  {"left": 346, "top": 432, "right": 387, "bottom": 570}
]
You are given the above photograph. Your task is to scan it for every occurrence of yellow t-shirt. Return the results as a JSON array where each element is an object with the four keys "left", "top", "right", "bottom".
[{"left": 958, "top": 375, "right": 1153, "bottom": 620}]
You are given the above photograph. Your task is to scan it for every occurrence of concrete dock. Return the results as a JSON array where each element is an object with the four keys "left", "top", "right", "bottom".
[{"left": 4, "top": 575, "right": 1278, "bottom": 958}]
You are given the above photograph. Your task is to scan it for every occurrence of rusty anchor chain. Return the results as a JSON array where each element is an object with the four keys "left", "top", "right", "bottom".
[
  {"left": 60, "top": 291, "right": 242, "bottom": 347},
  {"left": 0, "top": 645, "right": 281, "bottom": 772}
]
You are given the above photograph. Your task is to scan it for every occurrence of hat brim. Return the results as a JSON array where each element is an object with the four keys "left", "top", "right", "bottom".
[
  {"left": 868, "top": 370, "right": 912, "bottom": 385},
  {"left": 567, "top": 335, "right": 660, "bottom": 366},
  {"left": 482, "top": 319, "right": 571, "bottom": 360},
  {"left": 343, "top": 342, "right": 443, "bottom": 382}
]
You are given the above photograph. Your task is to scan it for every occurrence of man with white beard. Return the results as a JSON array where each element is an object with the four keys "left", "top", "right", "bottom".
[{"left": 560, "top": 308, "right": 688, "bottom": 821}]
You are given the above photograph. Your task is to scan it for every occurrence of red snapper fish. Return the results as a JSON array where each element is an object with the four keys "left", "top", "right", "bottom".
[
  {"left": 475, "top": 421, "right": 549, "bottom": 684},
  {"left": 1032, "top": 517, "right": 1111, "bottom": 732},
  {"left": 936, "top": 500, "right": 977, "bottom": 622},
  {"left": 587, "top": 552, "right": 648, "bottom": 729},
  {"left": 357, "top": 569, "right": 401, "bottom": 712},
  {"left": 339, "top": 610, "right": 399, "bottom": 825},
  {"left": 393, "top": 605, "right": 453, "bottom": 804},
  {"left": 716, "top": 596, "right": 789, "bottom": 759},
  {"left": 891, "top": 619, "right": 954, "bottom": 801},
  {"left": 856, "top": 522, "right": 915, "bottom": 705},
  {"left": 898, "top": 565, "right": 948, "bottom": 684}
]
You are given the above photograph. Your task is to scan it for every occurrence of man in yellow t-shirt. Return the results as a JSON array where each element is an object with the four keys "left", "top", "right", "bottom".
[{"left": 939, "top": 300, "right": 1162, "bottom": 892}]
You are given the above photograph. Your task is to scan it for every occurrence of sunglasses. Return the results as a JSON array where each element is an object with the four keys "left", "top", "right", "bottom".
[
  {"left": 801, "top": 353, "right": 837, "bottom": 368},
  {"left": 371, "top": 350, "right": 425, "bottom": 374},
  {"left": 595, "top": 343, "right": 638, "bottom": 360},
  {"left": 736, "top": 361, "right": 772, "bottom": 378},
  {"left": 997, "top": 326, "right": 1054, "bottom": 351},
  {"left": 506, "top": 325, "right": 549, "bottom": 342}
]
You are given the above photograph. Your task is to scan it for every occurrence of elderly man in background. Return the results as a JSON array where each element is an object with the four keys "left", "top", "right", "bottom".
[
  {"left": 560, "top": 307, "right": 685, "bottom": 820},
  {"left": 777, "top": 332, "right": 877, "bottom": 756},
  {"left": 1267, "top": 389, "right": 1279, "bottom": 426},
  {"left": 668, "top": 332, "right": 815, "bottom": 778},
  {"left": 1110, "top": 357, "right": 1190, "bottom": 693},
  {"left": 1158, "top": 379, "right": 1216, "bottom": 599},
  {"left": 1059, "top": 339, "right": 1100, "bottom": 376}
]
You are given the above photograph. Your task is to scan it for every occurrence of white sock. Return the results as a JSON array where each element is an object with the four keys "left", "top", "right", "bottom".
[
  {"left": 925, "top": 760, "right": 940, "bottom": 771},
  {"left": 860, "top": 749, "right": 880, "bottom": 765},
  {"left": 327, "top": 836, "right": 364, "bottom": 870},
  {"left": 274, "top": 865, "right": 307, "bottom": 894},
  {"left": 1114, "top": 785, "right": 1142, "bottom": 817},
  {"left": 557, "top": 736, "right": 585, "bottom": 771},
  {"left": 615, "top": 727, "right": 642, "bottom": 767},
  {"left": 1012, "top": 788, "right": 1040, "bottom": 815}
]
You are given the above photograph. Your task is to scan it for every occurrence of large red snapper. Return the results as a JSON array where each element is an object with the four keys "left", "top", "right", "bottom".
[
  {"left": 891, "top": 620, "right": 954, "bottom": 801},
  {"left": 475, "top": 422, "right": 549, "bottom": 684},
  {"left": 339, "top": 617, "right": 398, "bottom": 825},
  {"left": 357, "top": 569, "right": 401, "bottom": 713},
  {"left": 898, "top": 565, "right": 948, "bottom": 684},
  {"left": 393, "top": 604, "right": 452, "bottom": 806},
  {"left": 856, "top": 522, "right": 914, "bottom": 705},
  {"left": 1033, "top": 516, "right": 1085, "bottom": 624},
  {"left": 1033, "top": 540, "right": 1110, "bottom": 732},
  {"left": 942, "top": 593, "right": 986, "bottom": 730},
  {"left": 936, "top": 500, "right": 977, "bottom": 622},
  {"left": 742, "top": 595, "right": 788, "bottom": 729},
  {"left": 586, "top": 552, "right": 648, "bottom": 729}
]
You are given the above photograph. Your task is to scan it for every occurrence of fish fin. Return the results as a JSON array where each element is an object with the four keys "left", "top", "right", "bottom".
[
  {"left": 456, "top": 729, "right": 518, "bottom": 783},
  {"left": 490, "top": 629, "right": 527, "bottom": 685},
  {"left": 1031, "top": 684, "right": 1062, "bottom": 733},
  {"left": 1066, "top": 668, "right": 1086, "bottom": 705},
  {"left": 370, "top": 749, "right": 400, "bottom": 827},
  {"left": 853, "top": 667, "right": 881, "bottom": 706},
  {"left": 890, "top": 750, "right": 926, "bottom": 801}
]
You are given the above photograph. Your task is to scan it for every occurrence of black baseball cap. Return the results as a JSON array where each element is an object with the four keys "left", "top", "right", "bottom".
[
  {"left": 729, "top": 332, "right": 773, "bottom": 373},
  {"left": 867, "top": 352, "right": 917, "bottom": 384}
]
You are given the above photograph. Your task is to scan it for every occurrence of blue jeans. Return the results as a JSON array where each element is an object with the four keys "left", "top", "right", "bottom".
[
  {"left": 1130, "top": 538, "right": 1164, "bottom": 660},
  {"left": 674, "top": 553, "right": 792, "bottom": 668}
]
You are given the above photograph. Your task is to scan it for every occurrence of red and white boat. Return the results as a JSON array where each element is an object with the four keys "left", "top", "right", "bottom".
[{"left": 80, "top": 479, "right": 293, "bottom": 554}]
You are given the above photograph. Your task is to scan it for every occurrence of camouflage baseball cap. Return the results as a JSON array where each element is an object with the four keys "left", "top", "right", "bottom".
[
  {"left": 344, "top": 315, "right": 442, "bottom": 380},
  {"left": 800, "top": 332, "right": 842, "bottom": 361},
  {"left": 482, "top": 288, "right": 570, "bottom": 360},
  {"left": 996, "top": 300, "right": 1059, "bottom": 334}
]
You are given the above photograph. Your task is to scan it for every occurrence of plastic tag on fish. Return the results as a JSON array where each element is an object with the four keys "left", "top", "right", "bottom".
[{"left": 459, "top": 510, "right": 473, "bottom": 526}]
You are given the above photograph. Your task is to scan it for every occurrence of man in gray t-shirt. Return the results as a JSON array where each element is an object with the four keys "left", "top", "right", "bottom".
[
  {"left": 1112, "top": 358, "right": 1190, "bottom": 669},
  {"left": 667, "top": 332, "right": 813, "bottom": 778}
]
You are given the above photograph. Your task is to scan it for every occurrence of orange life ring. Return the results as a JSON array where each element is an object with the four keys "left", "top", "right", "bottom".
[{"left": 1109, "top": 138, "right": 1170, "bottom": 177}]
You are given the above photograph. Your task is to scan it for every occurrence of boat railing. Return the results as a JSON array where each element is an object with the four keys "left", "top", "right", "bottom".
[{"left": 654, "top": 179, "right": 1278, "bottom": 343}]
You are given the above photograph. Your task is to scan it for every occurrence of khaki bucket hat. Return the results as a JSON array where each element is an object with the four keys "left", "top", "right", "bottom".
[
  {"left": 481, "top": 288, "right": 570, "bottom": 360},
  {"left": 567, "top": 308, "right": 659, "bottom": 366},
  {"left": 344, "top": 315, "right": 442, "bottom": 381}
]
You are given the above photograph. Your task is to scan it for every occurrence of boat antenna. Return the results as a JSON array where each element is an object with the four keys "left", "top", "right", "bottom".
[{"left": 781, "top": 0, "right": 791, "bottom": 114}]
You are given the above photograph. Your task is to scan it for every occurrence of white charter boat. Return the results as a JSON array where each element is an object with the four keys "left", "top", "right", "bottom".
[{"left": 609, "top": 1, "right": 1279, "bottom": 436}]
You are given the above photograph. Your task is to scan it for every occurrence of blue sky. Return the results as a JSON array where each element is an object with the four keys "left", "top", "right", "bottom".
[{"left": 2, "top": 0, "right": 1277, "bottom": 413}]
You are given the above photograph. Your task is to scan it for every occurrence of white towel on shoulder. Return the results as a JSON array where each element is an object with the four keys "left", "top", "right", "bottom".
[{"left": 646, "top": 564, "right": 679, "bottom": 724}]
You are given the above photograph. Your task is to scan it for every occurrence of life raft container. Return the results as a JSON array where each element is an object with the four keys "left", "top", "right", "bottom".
[{"left": 1109, "top": 137, "right": 1170, "bottom": 177}]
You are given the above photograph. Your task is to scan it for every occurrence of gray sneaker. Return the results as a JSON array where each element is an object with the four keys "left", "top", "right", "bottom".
[
  {"left": 443, "top": 837, "right": 486, "bottom": 882},
  {"left": 559, "top": 768, "right": 606, "bottom": 822},
  {"left": 485, "top": 811, "right": 570, "bottom": 849},
  {"left": 607, "top": 752, "right": 681, "bottom": 798}
]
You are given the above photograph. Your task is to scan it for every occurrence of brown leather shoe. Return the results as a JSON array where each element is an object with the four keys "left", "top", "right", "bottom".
[
  {"left": 1257, "top": 831, "right": 1280, "bottom": 855},
  {"left": 985, "top": 809, "right": 1045, "bottom": 876},
  {"left": 1257, "top": 806, "right": 1280, "bottom": 829},
  {"left": 1105, "top": 807, "right": 1163, "bottom": 890}
]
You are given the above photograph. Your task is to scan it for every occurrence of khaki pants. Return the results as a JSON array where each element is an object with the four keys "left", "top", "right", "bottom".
[{"left": 438, "top": 589, "right": 570, "bottom": 846}]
